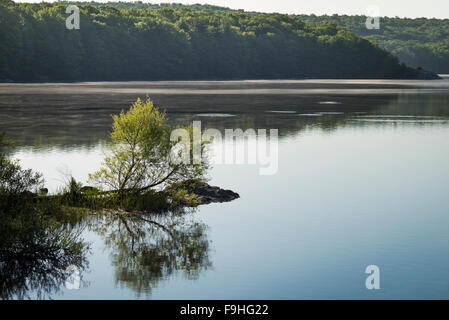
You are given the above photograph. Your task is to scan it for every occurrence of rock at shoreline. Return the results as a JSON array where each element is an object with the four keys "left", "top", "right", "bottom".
[{"left": 186, "top": 182, "right": 240, "bottom": 205}]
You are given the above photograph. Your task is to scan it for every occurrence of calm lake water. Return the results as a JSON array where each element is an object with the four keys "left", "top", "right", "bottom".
[{"left": 1, "top": 80, "right": 449, "bottom": 299}]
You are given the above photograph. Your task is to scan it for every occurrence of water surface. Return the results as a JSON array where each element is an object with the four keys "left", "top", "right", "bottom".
[{"left": 1, "top": 80, "right": 449, "bottom": 299}]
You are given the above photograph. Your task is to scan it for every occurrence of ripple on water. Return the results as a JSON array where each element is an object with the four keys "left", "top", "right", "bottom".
[
  {"left": 195, "top": 113, "right": 235, "bottom": 117},
  {"left": 266, "top": 110, "right": 297, "bottom": 114},
  {"left": 318, "top": 101, "right": 342, "bottom": 105},
  {"left": 318, "top": 112, "right": 345, "bottom": 115},
  {"left": 354, "top": 115, "right": 446, "bottom": 119},
  {"left": 297, "top": 113, "right": 323, "bottom": 117},
  {"left": 297, "top": 112, "right": 344, "bottom": 116},
  {"left": 350, "top": 118, "right": 449, "bottom": 123}
]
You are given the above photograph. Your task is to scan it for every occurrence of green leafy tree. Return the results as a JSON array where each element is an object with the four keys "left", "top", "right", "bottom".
[{"left": 88, "top": 98, "right": 209, "bottom": 193}]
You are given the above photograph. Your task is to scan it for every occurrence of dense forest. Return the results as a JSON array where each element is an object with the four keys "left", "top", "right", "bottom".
[
  {"left": 298, "top": 15, "right": 449, "bottom": 74},
  {"left": 0, "top": 0, "right": 436, "bottom": 81},
  {"left": 85, "top": 2, "right": 449, "bottom": 74}
]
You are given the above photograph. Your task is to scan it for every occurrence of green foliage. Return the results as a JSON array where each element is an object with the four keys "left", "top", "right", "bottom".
[
  {"left": 0, "top": 133, "right": 43, "bottom": 195},
  {"left": 298, "top": 14, "right": 449, "bottom": 73},
  {"left": 63, "top": 176, "right": 83, "bottom": 202},
  {"left": 1, "top": 106, "right": 207, "bottom": 215},
  {"left": 61, "top": 1, "right": 236, "bottom": 12},
  {"left": 89, "top": 97, "right": 209, "bottom": 196},
  {"left": 119, "top": 189, "right": 171, "bottom": 212},
  {"left": 0, "top": 1, "right": 431, "bottom": 80}
]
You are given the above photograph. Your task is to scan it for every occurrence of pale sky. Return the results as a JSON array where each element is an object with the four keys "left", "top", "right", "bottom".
[{"left": 15, "top": 0, "right": 449, "bottom": 19}]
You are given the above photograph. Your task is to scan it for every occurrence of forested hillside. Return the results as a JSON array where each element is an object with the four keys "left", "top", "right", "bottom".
[
  {"left": 63, "top": 2, "right": 449, "bottom": 74},
  {"left": 0, "top": 0, "right": 436, "bottom": 81},
  {"left": 298, "top": 15, "right": 449, "bottom": 74}
]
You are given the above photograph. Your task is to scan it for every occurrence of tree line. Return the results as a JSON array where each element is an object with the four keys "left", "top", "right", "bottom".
[{"left": 0, "top": 0, "right": 435, "bottom": 81}]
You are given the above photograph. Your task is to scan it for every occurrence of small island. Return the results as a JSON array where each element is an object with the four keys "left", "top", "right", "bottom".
[{"left": 0, "top": 98, "right": 239, "bottom": 218}]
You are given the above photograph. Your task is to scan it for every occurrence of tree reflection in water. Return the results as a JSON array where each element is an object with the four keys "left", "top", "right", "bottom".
[
  {"left": 90, "top": 209, "right": 211, "bottom": 297},
  {"left": 0, "top": 203, "right": 211, "bottom": 299},
  {"left": 0, "top": 208, "right": 89, "bottom": 300}
]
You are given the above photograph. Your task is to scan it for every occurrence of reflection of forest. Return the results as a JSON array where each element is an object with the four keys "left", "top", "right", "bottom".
[
  {"left": 88, "top": 210, "right": 211, "bottom": 298},
  {"left": 0, "top": 89, "right": 412, "bottom": 148},
  {"left": 380, "top": 93, "right": 449, "bottom": 117},
  {"left": 3, "top": 90, "right": 449, "bottom": 149}
]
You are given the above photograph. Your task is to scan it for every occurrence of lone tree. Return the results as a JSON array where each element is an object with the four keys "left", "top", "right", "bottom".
[{"left": 89, "top": 98, "right": 209, "bottom": 194}]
